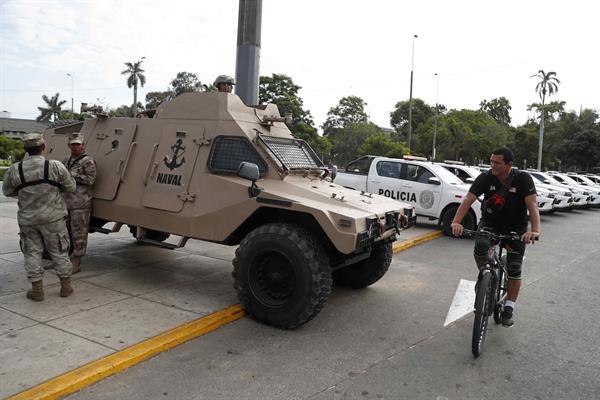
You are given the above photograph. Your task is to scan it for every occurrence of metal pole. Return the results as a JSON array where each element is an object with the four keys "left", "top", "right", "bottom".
[
  {"left": 67, "top": 73, "right": 73, "bottom": 118},
  {"left": 407, "top": 34, "right": 417, "bottom": 153},
  {"left": 432, "top": 73, "right": 439, "bottom": 160},
  {"left": 537, "top": 100, "right": 544, "bottom": 170},
  {"left": 235, "top": 0, "right": 262, "bottom": 105}
]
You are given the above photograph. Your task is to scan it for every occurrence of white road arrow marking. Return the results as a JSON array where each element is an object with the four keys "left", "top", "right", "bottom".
[{"left": 444, "top": 279, "right": 476, "bottom": 327}]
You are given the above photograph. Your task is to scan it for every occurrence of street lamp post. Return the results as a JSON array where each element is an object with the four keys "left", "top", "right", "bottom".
[
  {"left": 432, "top": 73, "right": 439, "bottom": 161},
  {"left": 67, "top": 73, "right": 73, "bottom": 118},
  {"left": 407, "top": 34, "right": 418, "bottom": 153}
]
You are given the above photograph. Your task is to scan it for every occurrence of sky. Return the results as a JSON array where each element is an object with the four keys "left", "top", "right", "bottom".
[{"left": 1, "top": 0, "right": 598, "bottom": 132}]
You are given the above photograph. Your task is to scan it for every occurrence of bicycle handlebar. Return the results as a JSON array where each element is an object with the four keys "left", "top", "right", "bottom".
[{"left": 462, "top": 229, "right": 530, "bottom": 242}]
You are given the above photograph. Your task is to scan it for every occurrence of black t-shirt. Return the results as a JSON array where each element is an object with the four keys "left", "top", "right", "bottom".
[{"left": 469, "top": 169, "right": 537, "bottom": 232}]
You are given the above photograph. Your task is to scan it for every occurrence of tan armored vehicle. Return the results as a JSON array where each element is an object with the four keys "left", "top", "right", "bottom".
[{"left": 43, "top": 92, "right": 416, "bottom": 328}]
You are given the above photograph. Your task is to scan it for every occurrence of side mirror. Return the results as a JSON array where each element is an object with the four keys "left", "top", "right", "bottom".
[
  {"left": 427, "top": 177, "right": 441, "bottom": 185},
  {"left": 543, "top": 179, "right": 551, "bottom": 184},
  {"left": 466, "top": 177, "right": 475, "bottom": 183},
  {"left": 238, "top": 162, "right": 259, "bottom": 181},
  {"left": 238, "top": 162, "right": 261, "bottom": 197}
]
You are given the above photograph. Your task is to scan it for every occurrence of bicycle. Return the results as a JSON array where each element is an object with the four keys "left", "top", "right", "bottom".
[{"left": 463, "top": 228, "right": 521, "bottom": 358}]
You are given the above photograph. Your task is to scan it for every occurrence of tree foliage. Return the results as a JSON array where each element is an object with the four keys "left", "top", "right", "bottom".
[
  {"left": 37, "top": 93, "right": 66, "bottom": 122},
  {"left": 358, "top": 133, "right": 408, "bottom": 159},
  {"left": 328, "top": 122, "right": 382, "bottom": 165},
  {"left": 322, "top": 96, "right": 369, "bottom": 136},
  {"left": 389, "top": 98, "right": 436, "bottom": 138},
  {"left": 0, "top": 136, "right": 24, "bottom": 161},
  {"left": 479, "top": 97, "right": 512, "bottom": 125},
  {"left": 145, "top": 90, "right": 174, "bottom": 109},
  {"left": 170, "top": 72, "right": 208, "bottom": 96},
  {"left": 121, "top": 59, "right": 146, "bottom": 115}
]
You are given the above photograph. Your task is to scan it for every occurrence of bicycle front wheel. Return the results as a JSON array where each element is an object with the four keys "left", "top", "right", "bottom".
[{"left": 472, "top": 272, "right": 492, "bottom": 357}]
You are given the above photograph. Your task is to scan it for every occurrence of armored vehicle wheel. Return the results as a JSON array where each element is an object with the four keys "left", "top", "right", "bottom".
[
  {"left": 442, "top": 206, "right": 475, "bottom": 236},
  {"left": 232, "top": 223, "right": 332, "bottom": 329},
  {"left": 332, "top": 242, "right": 392, "bottom": 288},
  {"left": 128, "top": 225, "right": 170, "bottom": 242}
]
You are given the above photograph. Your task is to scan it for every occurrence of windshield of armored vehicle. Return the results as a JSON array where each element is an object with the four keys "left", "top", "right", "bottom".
[{"left": 259, "top": 135, "right": 325, "bottom": 170}]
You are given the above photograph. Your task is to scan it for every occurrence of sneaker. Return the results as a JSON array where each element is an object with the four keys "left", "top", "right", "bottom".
[{"left": 501, "top": 306, "right": 514, "bottom": 327}]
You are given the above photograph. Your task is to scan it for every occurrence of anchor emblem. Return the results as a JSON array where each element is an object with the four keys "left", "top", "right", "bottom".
[{"left": 164, "top": 138, "right": 186, "bottom": 170}]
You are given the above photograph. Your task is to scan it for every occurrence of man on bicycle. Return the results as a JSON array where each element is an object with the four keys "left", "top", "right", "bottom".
[{"left": 451, "top": 148, "right": 540, "bottom": 327}]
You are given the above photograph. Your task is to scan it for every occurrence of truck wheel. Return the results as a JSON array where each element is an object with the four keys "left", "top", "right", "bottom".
[
  {"left": 128, "top": 225, "right": 170, "bottom": 242},
  {"left": 442, "top": 206, "right": 475, "bottom": 236},
  {"left": 232, "top": 223, "right": 332, "bottom": 329},
  {"left": 332, "top": 242, "right": 392, "bottom": 288}
]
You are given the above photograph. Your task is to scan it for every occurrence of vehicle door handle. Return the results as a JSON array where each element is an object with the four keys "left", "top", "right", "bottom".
[{"left": 371, "top": 180, "right": 381, "bottom": 184}]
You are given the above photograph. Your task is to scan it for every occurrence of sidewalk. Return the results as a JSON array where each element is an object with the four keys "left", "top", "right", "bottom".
[{"left": 0, "top": 194, "right": 439, "bottom": 398}]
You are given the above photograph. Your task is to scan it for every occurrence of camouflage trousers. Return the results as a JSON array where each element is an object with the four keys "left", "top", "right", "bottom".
[
  {"left": 19, "top": 218, "right": 72, "bottom": 282},
  {"left": 66, "top": 209, "right": 91, "bottom": 257}
]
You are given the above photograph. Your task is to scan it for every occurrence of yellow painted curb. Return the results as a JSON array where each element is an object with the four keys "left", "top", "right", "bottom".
[
  {"left": 393, "top": 230, "right": 444, "bottom": 253},
  {"left": 8, "top": 304, "right": 246, "bottom": 400}
]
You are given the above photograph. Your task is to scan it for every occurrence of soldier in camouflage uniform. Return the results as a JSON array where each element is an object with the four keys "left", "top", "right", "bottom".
[
  {"left": 62, "top": 132, "right": 96, "bottom": 273},
  {"left": 2, "top": 133, "right": 76, "bottom": 301}
]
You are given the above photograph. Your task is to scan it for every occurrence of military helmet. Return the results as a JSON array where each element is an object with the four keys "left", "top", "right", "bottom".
[
  {"left": 22, "top": 132, "right": 45, "bottom": 148},
  {"left": 68, "top": 132, "right": 84, "bottom": 145},
  {"left": 214, "top": 75, "right": 235, "bottom": 86}
]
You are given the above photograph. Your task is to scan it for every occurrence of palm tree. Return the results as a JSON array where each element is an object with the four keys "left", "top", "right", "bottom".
[
  {"left": 37, "top": 93, "right": 66, "bottom": 122},
  {"left": 121, "top": 59, "right": 146, "bottom": 116},
  {"left": 531, "top": 70, "right": 560, "bottom": 170}
]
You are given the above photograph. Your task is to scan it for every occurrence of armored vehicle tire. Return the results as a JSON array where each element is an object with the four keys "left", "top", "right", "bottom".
[
  {"left": 128, "top": 225, "right": 170, "bottom": 242},
  {"left": 232, "top": 223, "right": 332, "bottom": 329},
  {"left": 332, "top": 242, "right": 393, "bottom": 289},
  {"left": 442, "top": 206, "right": 475, "bottom": 236}
]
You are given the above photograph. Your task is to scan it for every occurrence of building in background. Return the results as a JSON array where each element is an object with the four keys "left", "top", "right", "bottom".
[{"left": 0, "top": 113, "right": 50, "bottom": 140}]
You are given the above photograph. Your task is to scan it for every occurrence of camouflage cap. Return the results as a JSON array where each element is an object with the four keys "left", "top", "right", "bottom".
[
  {"left": 214, "top": 75, "right": 235, "bottom": 86},
  {"left": 22, "top": 132, "right": 45, "bottom": 147},
  {"left": 68, "top": 132, "right": 84, "bottom": 145}
]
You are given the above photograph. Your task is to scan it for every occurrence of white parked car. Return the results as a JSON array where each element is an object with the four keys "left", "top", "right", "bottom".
[
  {"left": 528, "top": 170, "right": 589, "bottom": 209},
  {"left": 548, "top": 172, "right": 600, "bottom": 208},
  {"left": 334, "top": 156, "right": 482, "bottom": 236}
]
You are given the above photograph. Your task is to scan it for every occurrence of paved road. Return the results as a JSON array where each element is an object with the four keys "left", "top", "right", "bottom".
[{"left": 70, "top": 209, "right": 600, "bottom": 400}]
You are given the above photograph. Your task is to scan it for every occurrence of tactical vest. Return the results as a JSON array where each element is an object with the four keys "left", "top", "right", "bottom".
[{"left": 15, "top": 160, "right": 61, "bottom": 192}]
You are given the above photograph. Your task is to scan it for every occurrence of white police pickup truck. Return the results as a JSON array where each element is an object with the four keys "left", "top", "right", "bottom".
[{"left": 334, "top": 155, "right": 482, "bottom": 235}]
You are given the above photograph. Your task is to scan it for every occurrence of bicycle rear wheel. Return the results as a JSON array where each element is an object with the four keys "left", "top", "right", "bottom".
[{"left": 472, "top": 271, "right": 492, "bottom": 357}]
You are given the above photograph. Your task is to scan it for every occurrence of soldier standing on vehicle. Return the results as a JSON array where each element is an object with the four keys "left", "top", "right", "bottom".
[
  {"left": 62, "top": 132, "right": 96, "bottom": 273},
  {"left": 214, "top": 75, "right": 235, "bottom": 93},
  {"left": 2, "top": 133, "right": 76, "bottom": 301},
  {"left": 450, "top": 148, "right": 540, "bottom": 327}
]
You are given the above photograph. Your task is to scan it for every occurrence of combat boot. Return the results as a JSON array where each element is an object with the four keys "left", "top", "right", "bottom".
[
  {"left": 70, "top": 256, "right": 81, "bottom": 274},
  {"left": 60, "top": 277, "right": 74, "bottom": 297},
  {"left": 26, "top": 280, "right": 44, "bottom": 301}
]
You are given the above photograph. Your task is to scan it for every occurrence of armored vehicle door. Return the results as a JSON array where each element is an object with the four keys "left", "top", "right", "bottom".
[
  {"left": 142, "top": 124, "right": 205, "bottom": 213},
  {"left": 45, "top": 134, "right": 70, "bottom": 161},
  {"left": 87, "top": 119, "right": 138, "bottom": 200}
]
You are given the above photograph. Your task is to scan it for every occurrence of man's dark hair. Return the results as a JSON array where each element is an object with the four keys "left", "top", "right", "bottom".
[
  {"left": 491, "top": 147, "right": 514, "bottom": 163},
  {"left": 25, "top": 145, "right": 43, "bottom": 156}
]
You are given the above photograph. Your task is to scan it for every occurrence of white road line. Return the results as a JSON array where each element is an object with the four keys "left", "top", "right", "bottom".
[{"left": 444, "top": 279, "right": 476, "bottom": 327}]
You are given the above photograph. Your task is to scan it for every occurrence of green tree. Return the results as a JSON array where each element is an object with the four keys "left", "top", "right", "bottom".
[
  {"left": 36, "top": 93, "right": 66, "bottom": 122},
  {"left": 0, "top": 136, "right": 24, "bottom": 162},
  {"left": 170, "top": 72, "right": 208, "bottom": 96},
  {"left": 530, "top": 70, "right": 560, "bottom": 169},
  {"left": 527, "top": 100, "right": 565, "bottom": 123},
  {"left": 258, "top": 74, "right": 331, "bottom": 159},
  {"left": 479, "top": 97, "right": 512, "bottom": 125},
  {"left": 357, "top": 133, "right": 408, "bottom": 158},
  {"left": 107, "top": 103, "right": 142, "bottom": 117},
  {"left": 121, "top": 59, "right": 147, "bottom": 116},
  {"left": 389, "top": 98, "right": 436, "bottom": 138},
  {"left": 322, "top": 96, "right": 369, "bottom": 136},
  {"left": 145, "top": 90, "right": 174, "bottom": 109},
  {"left": 328, "top": 122, "right": 382, "bottom": 165}
]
